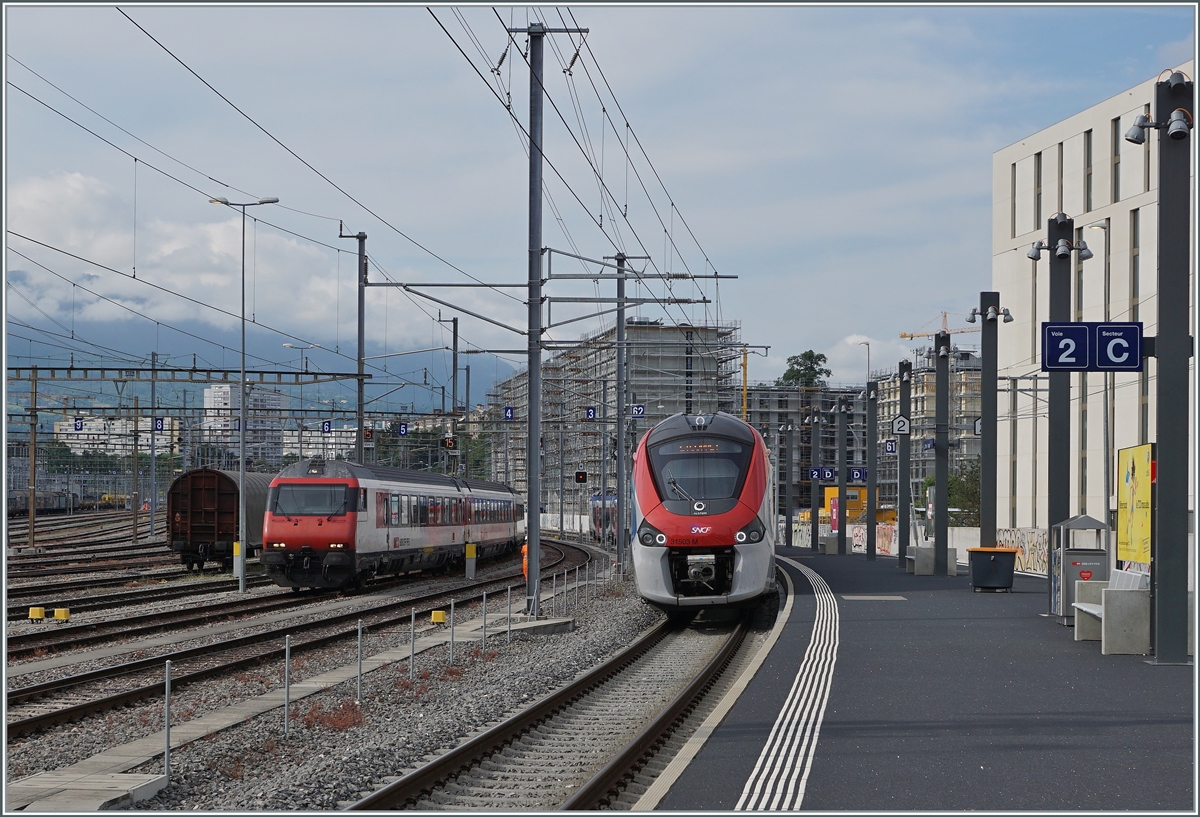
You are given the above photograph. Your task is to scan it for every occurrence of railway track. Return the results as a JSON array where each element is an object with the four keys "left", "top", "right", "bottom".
[
  {"left": 348, "top": 611, "right": 749, "bottom": 811},
  {"left": 5, "top": 543, "right": 582, "bottom": 739}
]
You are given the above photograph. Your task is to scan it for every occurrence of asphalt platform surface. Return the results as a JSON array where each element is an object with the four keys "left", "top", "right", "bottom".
[{"left": 656, "top": 547, "right": 1194, "bottom": 812}]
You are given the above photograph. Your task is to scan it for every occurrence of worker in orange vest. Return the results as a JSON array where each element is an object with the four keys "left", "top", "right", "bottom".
[{"left": 522, "top": 542, "right": 528, "bottom": 579}]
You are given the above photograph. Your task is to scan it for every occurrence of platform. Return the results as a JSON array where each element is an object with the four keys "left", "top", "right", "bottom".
[{"left": 643, "top": 548, "right": 1193, "bottom": 811}]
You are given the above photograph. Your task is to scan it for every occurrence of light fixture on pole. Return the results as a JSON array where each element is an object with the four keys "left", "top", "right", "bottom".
[
  {"left": 210, "top": 195, "right": 279, "bottom": 593},
  {"left": 858, "top": 341, "right": 871, "bottom": 385}
]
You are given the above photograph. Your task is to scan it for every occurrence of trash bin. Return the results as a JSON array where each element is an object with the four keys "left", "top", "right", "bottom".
[{"left": 967, "top": 547, "right": 1019, "bottom": 592}]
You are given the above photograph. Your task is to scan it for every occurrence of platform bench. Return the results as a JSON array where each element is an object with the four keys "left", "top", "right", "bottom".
[
  {"left": 1073, "top": 569, "right": 1150, "bottom": 655},
  {"left": 904, "top": 547, "right": 957, "bottom": 576}
]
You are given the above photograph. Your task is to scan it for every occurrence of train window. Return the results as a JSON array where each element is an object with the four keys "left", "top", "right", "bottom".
[
  {"left": 401, "top": 495, "right": 409, "bottom": 526},
  {"left": 649, "top": 437, "right": 752, "bottom": 501},
  {"left": 419, "top": 496, "right": 428, "bottom": 525},
  {"left": 360, "top": 489, "right": 368, "bottom": 512},
  {"left": 270, "top": 483, "right": 355, "bottom": 516},
  {"left": 390, "top": 494, "right": 400, "bottom": 527}
]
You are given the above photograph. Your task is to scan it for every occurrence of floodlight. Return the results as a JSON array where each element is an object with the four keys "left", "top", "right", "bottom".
[
  {"left": 1124, "top": 114, "right": 1150, "bottom": 145},
  {"left": 1054, "top": 239, "right": 1072, "bottom": 259},
  {"left": 1167, "top": 109, "right": 1192, "bottom": 140},
  {"left": 1027, "top": 242, "right": 1043, "bottom": 261}
]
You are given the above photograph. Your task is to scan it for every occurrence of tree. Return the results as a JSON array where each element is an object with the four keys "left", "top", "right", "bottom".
[
  {"left": 776, "top": 350, "right": 832, "bottom": 387},
  {"left": 921, "top": 457, "right": 981, "bottom": 526}
]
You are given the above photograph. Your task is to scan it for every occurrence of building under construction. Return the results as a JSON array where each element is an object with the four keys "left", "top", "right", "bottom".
[{"left": 485, "top": 318, "right": 742, "bottom": 515}]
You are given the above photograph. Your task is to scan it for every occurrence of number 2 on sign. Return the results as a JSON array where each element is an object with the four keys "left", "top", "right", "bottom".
[{"left": 1058, "top": 337, "right": 1076, "bottom": 364}]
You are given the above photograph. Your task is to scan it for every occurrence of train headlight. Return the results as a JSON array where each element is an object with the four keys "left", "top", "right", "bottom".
[
  {"left": 637, "top": 521, "right": 668, "bottom": 547},
  {"left": 329, "top": 542, "right": 346, "bottom": 549},
  {"left": 736, "top": 519, "right": 765, "bottom": 544}
]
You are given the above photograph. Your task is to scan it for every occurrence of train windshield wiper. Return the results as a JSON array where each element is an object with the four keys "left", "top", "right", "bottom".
[
  {"left": 326, "top": 497, "right": 346, "bottom": 521},
  {"left": 665, "top": 467, "right": 695, "bottom": 502}
]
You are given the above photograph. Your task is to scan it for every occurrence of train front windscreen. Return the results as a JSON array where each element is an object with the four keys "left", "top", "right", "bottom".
[
  {"left": 647, "top": 437, "right": 751, "bottom": 502},
  {"left": 268, "top": 484, "right": 356, "bottom": 516}
]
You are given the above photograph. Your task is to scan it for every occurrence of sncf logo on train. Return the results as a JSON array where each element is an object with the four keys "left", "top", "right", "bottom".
[{"left": 690, "top": 525, "right": 712, "bottom": 535}]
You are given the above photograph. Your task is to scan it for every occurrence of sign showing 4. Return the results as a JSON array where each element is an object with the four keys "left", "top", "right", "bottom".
[{"left": 503, "top": 407, "right": 514, "bottom": 421}]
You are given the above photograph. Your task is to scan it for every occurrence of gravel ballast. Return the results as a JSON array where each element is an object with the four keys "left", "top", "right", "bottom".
[{"left": 117, "top": 574, "right": 664, "bottom": 811}]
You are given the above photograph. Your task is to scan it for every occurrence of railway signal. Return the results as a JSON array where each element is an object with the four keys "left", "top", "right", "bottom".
[{"left": 575, "top": 471, "right": 588, "bottom": 484}]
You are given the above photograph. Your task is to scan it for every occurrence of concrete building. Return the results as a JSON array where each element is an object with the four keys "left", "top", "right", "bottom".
[
  {"left": 201, "top": 384, "right": 286, "bottom": 468},
  {"left": 991, "top": 61, "right": 1194, "bottom": 531}
]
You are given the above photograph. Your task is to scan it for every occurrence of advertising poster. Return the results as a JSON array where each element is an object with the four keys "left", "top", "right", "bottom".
[{"left": 1116, "top": 443, "right": 1154, "bottom": 564}]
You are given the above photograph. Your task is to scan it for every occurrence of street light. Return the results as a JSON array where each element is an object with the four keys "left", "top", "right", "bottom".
[
  {"left": 211, "top": 195, "right": 279, "bottom": 593},
  {"left": 858, "top": 341, "right": 870, "bottom": 385}
]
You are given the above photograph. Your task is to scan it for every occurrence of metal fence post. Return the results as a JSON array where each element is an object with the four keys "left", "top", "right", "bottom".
[
  {"left": 284, "top": 635, "right": 291, "bottom": 737},
  {"left": 409, "top": 608, "right": 415, "bottom": 678},
  {"left": 449, "top": 598, "right": 455, "bottom": 665},
  {"left": 164, "top": 660, "right": 171, "bottom": 780},
  {"left": 356, "top": 619, "right": 363, "bottom": 703},
  {"left": 482, "top": 591, "right": 487, "bottom": 651}
]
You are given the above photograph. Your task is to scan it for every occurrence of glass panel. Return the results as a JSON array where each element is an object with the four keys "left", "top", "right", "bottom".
[
  {"left": 647, "top": 436, "right": 751, "bottom": 500},
  {"left": 270, "top": 484, "right": 352, "bottom": 516}
]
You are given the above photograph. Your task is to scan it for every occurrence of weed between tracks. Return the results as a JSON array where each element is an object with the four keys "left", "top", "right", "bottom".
[{"left": 295, "top": 699, "right": 364, "bottom": 730}]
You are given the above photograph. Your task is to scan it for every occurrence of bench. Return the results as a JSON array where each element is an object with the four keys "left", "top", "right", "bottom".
[
  {"left": 1074, "top": 569, "right": 1194, "bottom": 656},
  {"left": 905, "top": 547, "right": 957, "bottom": 576},
  {"left": 1073, "top": 568, "right": 1150, "bottom": 654}
]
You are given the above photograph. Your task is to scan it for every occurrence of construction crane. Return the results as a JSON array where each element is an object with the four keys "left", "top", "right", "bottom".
[{"left": 899, "top": 311, "right": 981, "bottom": 340}]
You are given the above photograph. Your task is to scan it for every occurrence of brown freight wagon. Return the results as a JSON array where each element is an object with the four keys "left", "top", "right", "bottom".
[{"left": 167, "top": 469, "right": 276, "bottom": 569}]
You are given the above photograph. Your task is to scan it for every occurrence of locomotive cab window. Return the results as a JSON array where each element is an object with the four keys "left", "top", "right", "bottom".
[
  {"left": 269, "top": 484, "right": 357, "bottom": 516},
  {"left": 648, "top": 437, "right": 751, "bottom": 501}
]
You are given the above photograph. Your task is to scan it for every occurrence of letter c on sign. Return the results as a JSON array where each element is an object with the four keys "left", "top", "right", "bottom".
[{"left": 1107, "top": 337, "right": 1129, "bottom": 364}]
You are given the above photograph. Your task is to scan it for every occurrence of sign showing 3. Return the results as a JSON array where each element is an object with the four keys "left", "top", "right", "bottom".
[{"left": 585, "top": 406, "right": 596, "bottom": 420}]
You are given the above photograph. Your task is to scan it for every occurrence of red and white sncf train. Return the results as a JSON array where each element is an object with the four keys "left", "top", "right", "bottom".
[
  {"left": 261, "top": 458, "right": 525, "bottom": 590},
  {"left": 632, "top": 412, "right": 777, "bottom": 612}
]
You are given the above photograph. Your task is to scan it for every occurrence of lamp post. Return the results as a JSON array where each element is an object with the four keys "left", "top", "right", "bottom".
[
  {"left": 967, "top": 294, "right": 1013, "bottom": 549},
  {"left": 210, "top": 195, "right": 279, "bottom": 593},
  {"left": 779, "top": 421, "right": 794, "bottom": 547},
  {"left": 1086, "top": 221, "right": 1113, "bottom": 529},
  {"left": 1126, "top": 69, "right": 1193, "bottom": 664}
]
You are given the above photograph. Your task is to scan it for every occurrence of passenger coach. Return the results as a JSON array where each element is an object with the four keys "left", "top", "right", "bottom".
[{"left": 261, "top": 458, "right": 525, "bottom": 589}]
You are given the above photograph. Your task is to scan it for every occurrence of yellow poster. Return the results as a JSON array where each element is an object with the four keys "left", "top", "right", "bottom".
[{"left": 1116, "top": 443, "right": 1153, "bottom": 564}]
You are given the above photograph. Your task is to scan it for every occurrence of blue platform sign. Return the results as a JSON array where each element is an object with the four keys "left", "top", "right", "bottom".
[
  {"left": 154, "top": 417, "right": 165, "bottom": 432},
  {"left": 632, "top": 404, "right": 646, "bottom": 416},
  {"left": 1094, "top": 323, "right": 1143, "bottom": 370},
  {"left": 585, "top": 406, "right": 596, "bottom": 420},
  {"left": 1042, "top": 323, "right": 1090, "bottom": 371},
  {"left": 884, "top": 439, "right": 897, "bottom": 454},
  {"left": 503, "top": 406, "right": 514, "bottom": 421},
  {"left": 321, "top": 420, "right": 332, "bottom": 434},
  {"left": 1042, "top": 322, "right": 1143, "bottom": 372},
  {"left": 397, "top": 422, "right": 408, "bottom": 437},
  {"left": 74, "top": 418, "right": 84, "bottom": 432},
  {"left": 808, "top": 467, "right": 821, "bottom": 480},
  {"left": 923, "top": 438, "right": 936, "bottom": 451},
  {"left": 849, "top": 467, "right": 869, "bottom": 482}
]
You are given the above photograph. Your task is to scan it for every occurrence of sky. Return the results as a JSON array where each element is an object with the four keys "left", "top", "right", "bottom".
[{"left": 4, "top": 3, "right": 1196, "bottom": 417}]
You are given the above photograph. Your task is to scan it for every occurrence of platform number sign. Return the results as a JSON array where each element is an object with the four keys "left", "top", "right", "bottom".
[
  {"left": 808, "top": 467, "right": 836, "bottom": 481},
  {"left": 1042, "top": 322, "right": 1143, "bottom": 372},
  {"left": 632, "top": 404, "right": 646, "bottom": 417},
  {"left": 321, "top": 420, "right": 332, "bottom": 434},
  {"left": 891, "top": 415, "right": 911, "bottom": 436},
  {"left": 849, "top": 467, "right": 869, "bottom": 482},
  {"left": 884, "top": 439, "right": 897, "bottom": 454},
  {"left": 923, "top": 438, "right": 936, "bottom": 451},
  {"left": 74, "top": 418, "right": 84, "bottom": 432},
  {"left": 504, "top": 406, "right": 514, "bottom": 421},
  {"left": 397, "top": 422, "right": 408, "bottom": 437},
  {"left": 585, "top": 406, "right": 596, "bottom": 420},
  {"left": 154, "top": 417, "right": 165, "bottom": 432},
  {"left": 974, "top": 418, "right": 983, "bottom": 436}
]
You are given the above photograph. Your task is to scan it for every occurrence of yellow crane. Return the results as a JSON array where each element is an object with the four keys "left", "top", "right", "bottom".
[{"left": 899, "top": 311, "right": 981, "bottom": 340}]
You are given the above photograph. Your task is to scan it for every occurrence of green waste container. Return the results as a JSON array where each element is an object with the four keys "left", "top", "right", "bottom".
[{"left": 967, "top": 547, "right": 1018, "bottom": 592}]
